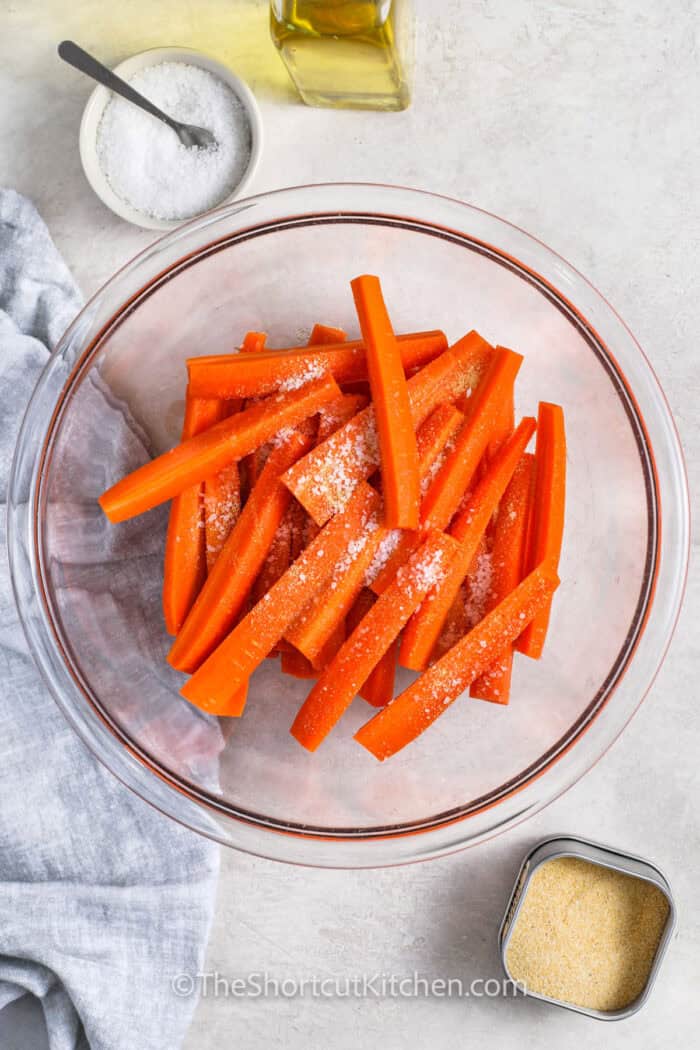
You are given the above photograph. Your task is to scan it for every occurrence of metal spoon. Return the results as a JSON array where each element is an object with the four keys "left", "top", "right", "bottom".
[{"left": 58, "top": 40, "right": 217, "bottom": 150}]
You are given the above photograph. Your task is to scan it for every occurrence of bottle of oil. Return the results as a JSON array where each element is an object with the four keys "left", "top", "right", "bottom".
[{"left": 270, "top": 1, "right": 411, "bottom": 111}]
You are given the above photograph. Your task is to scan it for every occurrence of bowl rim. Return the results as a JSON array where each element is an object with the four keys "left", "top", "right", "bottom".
[
  {"left": 78, "top": 45, "right": 264, "bottom": 231},
  {"left": 8, "top": 182, "right": 690, "bottom": 867}
]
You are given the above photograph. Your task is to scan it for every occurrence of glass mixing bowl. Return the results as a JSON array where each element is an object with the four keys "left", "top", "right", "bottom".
[{"left": 8, "top": 184, "right": 689, "bottom": 867}]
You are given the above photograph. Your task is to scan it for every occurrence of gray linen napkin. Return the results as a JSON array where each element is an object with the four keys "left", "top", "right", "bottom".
[{"left": 0, "top": 189, "right": 219, "bottom": 1050}]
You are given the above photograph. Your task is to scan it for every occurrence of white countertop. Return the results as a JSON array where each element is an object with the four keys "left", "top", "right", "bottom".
[{"left": 1, "top": 1, "right": 698, "bottom": 1047}]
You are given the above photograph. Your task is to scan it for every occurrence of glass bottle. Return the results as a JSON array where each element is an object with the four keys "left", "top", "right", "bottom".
[{"left": 270, "top": 1, "right": 411, "bottom": 111}]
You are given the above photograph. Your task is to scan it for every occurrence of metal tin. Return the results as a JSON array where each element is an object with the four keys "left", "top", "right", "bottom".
[{"left": 499, "top": 835, "right": 676, "bottom": 1020}]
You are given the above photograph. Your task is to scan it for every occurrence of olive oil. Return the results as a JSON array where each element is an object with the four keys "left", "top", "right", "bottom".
[{"left": 270, "top": 1, "right": 410, "bottom": 111}]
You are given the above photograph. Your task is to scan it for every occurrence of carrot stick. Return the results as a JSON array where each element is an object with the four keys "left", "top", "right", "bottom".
[
  {"left": 203, "top": 463, "right": 241, "bottom": 570},
  {"left": 180, "top": 483, "right": 381, "bottom": 715},
  {"left": 168, "top": 430, "right": 313, "bottom": 673},
  {"left": 202, "top": 400, "right": 243, "bottom": 570},
  {"left": 290, "top": 531, "right": 461, "bottom": 751},
  {"left": 283, "top": 332, "right": 491, "bottom": 526},
  {"left": 307, "top": 323, "right": 347, "bottom": 346},
  {"left": 281, "top": 648, "right": 318, "bottom": 678},
  {"left": 350, "top": 275, "right": 420, "bottom": 528},
  {"left": 162, "top": 393, "right": 221, "bottom": 635},
  {"left": 240, "top": 331, "right": 267, "bottom": 353},
  {"left": 433, "top": 582, "right": 470, "bottom": 660},
  {"left": 317, "top": 393, "right": 369, "bottom": 442},
  {"left": 285, "top": 509, "right": 388, "bottom": 666},
  {"left": 515, "top": 403, "right": 566, "bottom": 658},
  {"left": 361, "top": 641, "right": 397, "bottom": 707},
  {"left": 355, "top": 565, "right": 560, "bottom": 760},
  {"left": 236, "top": 333, "right": 269, "bottom": 496},
  {"left": 400, "top": 416, "right": 537, "bottom": 671},
  {"left": 187, "top": 331, "right": 448, "bottom": 399},
  {"left": 368, "top": 403, "right": 464, "bottom": 594},
  {"left": 487, "top": 387, "right": 515, "bottom": 460},
  {"left": 275, "top": 330, "right": 353, "bottom": 550},
  {"left": 419, "top": 347, "right": 523, "bottom": 531},
  {"left": 252, "top": 503, "right": 293, "bottom": 604},
  {"left": 99, "top": 374, "right": 340, "bottom": 523},
  {"left": 470, "top": 453, "right": 534, "bottom": 703},
  {"left": 346, "top": 590, "right": 397, "bottom": 707}
]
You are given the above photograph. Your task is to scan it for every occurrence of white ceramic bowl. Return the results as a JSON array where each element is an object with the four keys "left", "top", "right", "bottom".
[{"left": 78, "top": 47, "right": 263, "bottom": 230}]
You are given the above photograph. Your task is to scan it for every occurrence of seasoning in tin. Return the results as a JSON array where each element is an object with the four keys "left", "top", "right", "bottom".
[{"left": 505, "top": 856, "right": 670, "bottom": 1012}]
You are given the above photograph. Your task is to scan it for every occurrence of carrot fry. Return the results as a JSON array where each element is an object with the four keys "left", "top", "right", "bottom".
[
  {"left": 351, "top": 275, "right": 420, "bottom": 528},
  {"left": 355, "top": 566, "right": 559, "bottom": 760},
  {"left": 240, "top": 331, "right": 267, "bottom": 353},
  {"left": 487, "top": 388, "right": 515, "bottom": 460},
  {"left": 162, "top": 393, "right": 221, "bottom": 634},
  {"left": 187, "top": 331, "right": 448, "bottom": 399},
  {"left": 470, "top": 453, "right": 534, "bottom": 703},
  {"left": 368, "top": 403, "right": 464, "bottom": 594},
  {"left": 317, "top": 393, "right": 369, "bottom": 442},
  {"left": 400, "top": 416, "right": 537, "bottom": 671},
  {"left": 346, "top": 590, "right": 397, "bottom": 707},
  {"left": 237, "top": 333, "right": 269, "bottom": 496},
  {"left": 420, "top": 347, "right": 523, "bottom": 531},
  {"left": 285, "top": 509, "right": 388, "bottom": 666},
  {"left": 307, "top": 323, "right": 347, "bottom": 346},
  {"left": 99, "top": 373, "right": 340, "bottom": 523},
  {"left": 203, "top": 395, "right": 243, "bottom": 572},
  {"left": 168, "top": 430, "right": 313, "bottom": 673},
  {"left": 180, "top": 483, "right": 381, "bottom": 715},
  {"left": 281, "top": 649, "right": 318, "bottom": 679},
  {"left": 204, "top": 463, "right": 241, "bottom": 570},
  {"left": 515, "top": 403, "right": 566, "bottom": 658},
  {"left": 359, "top": 640, "right": 397, "bottom": 707},
  {"left": 252, "top": 503, "right": 293, "bottom": 604},
  {"left": 283, "top": 331, "right": 492, "bottom": 526},
  {"left": 433, "top": 582, "right": 470, "bottom": 660},
  {"left": 290, "top": 531, "right": 461, "bottom": 751}
]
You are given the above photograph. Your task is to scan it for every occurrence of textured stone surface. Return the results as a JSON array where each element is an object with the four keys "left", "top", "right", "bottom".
[{"left": 1, "top": 1, "right": 697, "bottom": 1047}]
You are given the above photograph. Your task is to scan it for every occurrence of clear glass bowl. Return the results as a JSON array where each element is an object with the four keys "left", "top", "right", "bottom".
[{"left": 8, "top": 184, "right": 689, "bottom": 867}]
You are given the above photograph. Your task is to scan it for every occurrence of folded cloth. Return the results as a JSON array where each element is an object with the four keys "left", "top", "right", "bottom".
[{"left": 0, "top": 190, "right": 219, "bottom": 1050}]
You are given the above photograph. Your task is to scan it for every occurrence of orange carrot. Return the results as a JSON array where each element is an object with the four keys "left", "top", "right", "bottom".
[
  {"left": 252, "top": 503, "right": 293, "bottom": 603},
  {"left": 355, "top": 565, "right": 560, "bottom": 760},
  {"left": 203, "top": 462, "right": 241, "bottom": 570},
  {"left": 237, "top": 332, "right": 269, "bottom": 495},
  {"left": 487, "top": 388, "right": 515, "bottom": 460},
  {"left": 285, "top": 509, "right": 388, "bottom": 667},
  {"left": 346, "top": 589, "right": 396, "bottom": 707},
  {"left": 187, "top": 331, "right": 448, "bottom": 399},
  {"left": 470, "top": 453, "right": 534, "bottom": 703},
  {"left": 162, "top": 393, "right": 221, "bottom": 634},
  {"left": 99, "top": 374, "right": 340, "bottom": 523},
  {"left": 180, "top": 483, "right": 381, "bottom": 715},
  {"left": 290, "top": 531, "right": 461, "bottom": 751},
  {"left": 516, "top": 403, "right": 566, "bottom": 658},
  {"left": 400, "top": 416, "right": 537, "bottom": 671},
  {"left": 240, "top": 331, "right": 267, "bottom": 353},
  {"left": 351, "top": 275, "right": 420, "bottom": 528},
  {"left": 168, "top": 430, "right": 312, "bottom": 673},
  {"left": 360, "top": 641, "right": 397, "bottom": 707},
  {"left": 368, "top": 402, "right": 464, "bottom": 594},
  {"left": 317, "top": 393, "right": 369, "bottom": 442},
  {"left": 281, "top": 649, "right": 318, "bottom": 679},
  {"left": 283, "top": 331, "right": 491, "bottom": 526},
  {"left": 420, "top": 347, "right": 523, "bottom": 531},
  {"left": 307, "top": 323, "right": 347, "bottom": 346},
  {"left": 433, "top": 582, "right": 470, "bottom": 660},
  {"left": 202, "top": 398, "right": 243, "bottom": 569}
]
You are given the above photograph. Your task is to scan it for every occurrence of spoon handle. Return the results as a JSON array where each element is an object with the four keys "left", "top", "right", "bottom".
[{"left": 58, "top": 40, "right": 178, "bottom": 132}]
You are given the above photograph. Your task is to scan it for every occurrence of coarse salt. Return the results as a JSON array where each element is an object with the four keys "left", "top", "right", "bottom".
[{"left": 96, "top": 62, "right": 252, "bottom": 221}]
